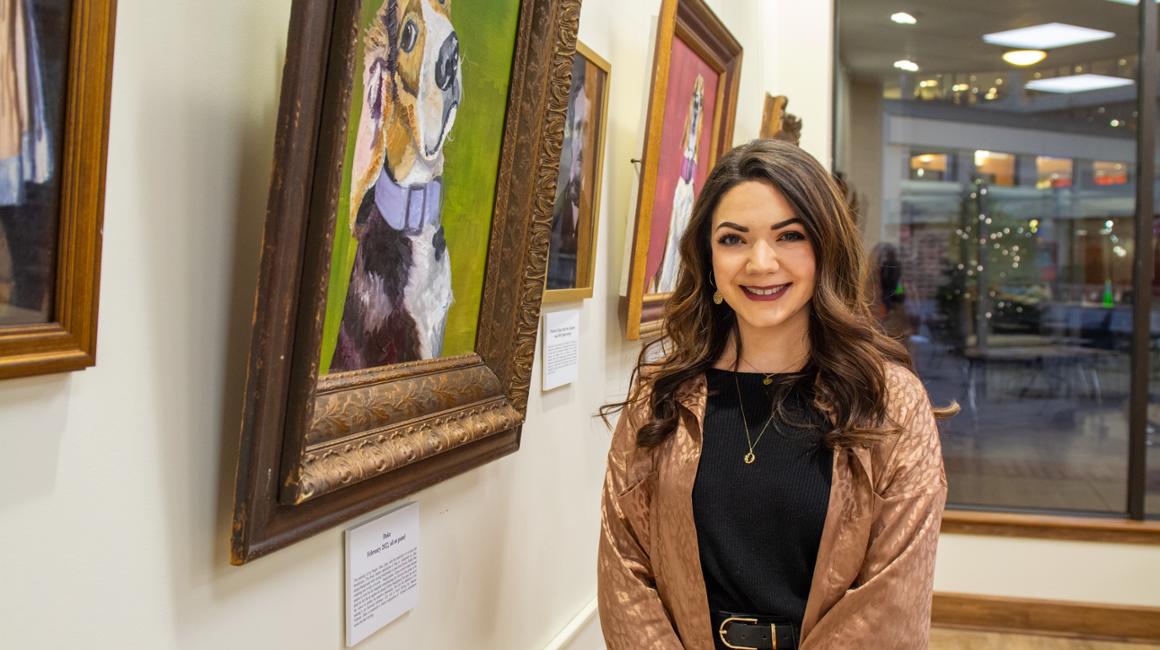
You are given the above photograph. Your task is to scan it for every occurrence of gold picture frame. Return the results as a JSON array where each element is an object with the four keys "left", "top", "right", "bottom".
[
  {"left": 621, "top": 0, "right": 741, "bottom": 340},
  {"left": 543, "top": 41, "right": 610, "bottom": 304},
  {"left": 0, "top": 0, "right": 117, "bottom": 379}
]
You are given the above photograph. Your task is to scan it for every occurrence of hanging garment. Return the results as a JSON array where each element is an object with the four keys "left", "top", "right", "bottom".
[{"left": 0, "top": 0, "right": 52, "bottom": 206}]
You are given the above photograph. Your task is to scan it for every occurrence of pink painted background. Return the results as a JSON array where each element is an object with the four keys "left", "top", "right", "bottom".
[{"left": 643, "top": 35, "right": 719, "bottom": 294}]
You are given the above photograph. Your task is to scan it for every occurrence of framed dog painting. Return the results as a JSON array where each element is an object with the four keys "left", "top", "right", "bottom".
[
  {"left": 0, "top": 0, "right": 116, "bottom": 379},
  {"left": 621, "top": 0, "right": 740, "bottom": 340},
  {"left": 542, "top": 41, "right": 609, "bottom": 304},
  {"left": 231, "top": 0, "right": 581, "bottom": 563}
]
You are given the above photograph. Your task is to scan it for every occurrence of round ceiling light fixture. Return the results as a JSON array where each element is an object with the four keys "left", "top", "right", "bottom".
[
  {"left": 891, "top": 12, "right": 917, "bottom": 25},
  {"left": 893, "top": 59, "right": 920, "bottom": 72},
  {"left": 1003, "top": 49, "right": 1047, "bottom": 66}
]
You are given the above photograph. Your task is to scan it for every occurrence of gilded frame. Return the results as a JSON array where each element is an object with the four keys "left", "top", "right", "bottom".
[
  {"left": 0, "top": 0, "right": 117, "bottom": 380},
  {"left": 231, "top": 0, "right": 581, "bottom": 564},
  {"left": 542, "top": 41, "right": 610, "bottom": 304},
  {"left": 621, "top": 0, "right": 741, "bottom": 340}
]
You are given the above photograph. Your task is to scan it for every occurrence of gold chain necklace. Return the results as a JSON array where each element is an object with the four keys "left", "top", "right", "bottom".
[
  {"left": 739, "top": 357, "right": 777, "bottom": 385},
  {"left": 734, "top": 374, "right": 776, "bottom": 464}
]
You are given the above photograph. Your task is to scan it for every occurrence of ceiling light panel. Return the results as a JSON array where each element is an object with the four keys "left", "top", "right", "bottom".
[
  {"left": 891, "top": 12, "right": 917, "bottom": 24},
  {"left": 1024, "top": 74, "right": 1134, "bottom": 93},
  {"left": 983, "top": 23, "right": 1116, "bottom": 49}
]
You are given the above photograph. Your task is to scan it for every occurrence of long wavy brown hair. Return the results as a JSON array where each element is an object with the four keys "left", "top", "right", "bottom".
[{"left": 603, "top": 139, "right": 957, "bottom": 449}]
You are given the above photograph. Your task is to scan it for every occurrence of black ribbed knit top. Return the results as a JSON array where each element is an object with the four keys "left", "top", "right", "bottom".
[{"left": 692, "top": 368, "right": 833, "bottom": 637}]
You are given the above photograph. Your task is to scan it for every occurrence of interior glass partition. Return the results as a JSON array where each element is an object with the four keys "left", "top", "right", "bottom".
[{"left": 836, "top": 0, "right": 1142, "bottom": 513}]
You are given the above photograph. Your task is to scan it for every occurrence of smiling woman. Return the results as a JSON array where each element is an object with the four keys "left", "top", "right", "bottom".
[
  {"left": 710, "top": 181, "right": 816, "bottom": 364},
  {"left": 598, "top": 139, "right": 958, "bottom": 649}
]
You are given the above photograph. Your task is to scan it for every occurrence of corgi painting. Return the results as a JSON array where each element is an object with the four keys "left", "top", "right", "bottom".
[{"left": 323, "top": 0, "right": 521, "bottom": 372}]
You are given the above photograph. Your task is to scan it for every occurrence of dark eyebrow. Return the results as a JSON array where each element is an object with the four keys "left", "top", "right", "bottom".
[
  {"left": 772, "top": 218, "right": 803, "bottom": 230},
  {"left": 715, "top": 221, "right": 748, "bottom": 232}
]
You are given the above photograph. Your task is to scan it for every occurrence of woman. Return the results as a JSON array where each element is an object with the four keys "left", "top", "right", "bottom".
[{"left": 598, "top": 140, "right": 956, "bottom": 649}]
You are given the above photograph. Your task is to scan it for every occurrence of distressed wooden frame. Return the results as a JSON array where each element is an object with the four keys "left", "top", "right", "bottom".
[
  {"left": 621, "top": 0, "right": 741, "bottom": 340},
  {"left": 231, "top": 0, "right": 581, "bottom": 564},
  {"left": 543, "top": 41, "right": 610, "bottom": 305},
  {"left": 0, "top": 0, "right": 117, "bottom": 380}
]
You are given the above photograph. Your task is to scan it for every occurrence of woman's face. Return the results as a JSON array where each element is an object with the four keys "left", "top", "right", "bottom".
[{"left": 710, "top": 180, "right": 816, "bottom": 340}]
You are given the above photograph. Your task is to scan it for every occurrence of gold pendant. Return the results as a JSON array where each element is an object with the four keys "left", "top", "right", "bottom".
[
  {"left": 744, "top": 451, "right": 756, "bottom": 464},
  {"left": 763, "top": 377, "right": 773, "bottom": 385}
]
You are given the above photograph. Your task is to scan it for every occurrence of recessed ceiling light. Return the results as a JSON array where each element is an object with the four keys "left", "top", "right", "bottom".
[
  {"left": 983, "top": 23, "right": 1115, "bottom": 49},
  {"left": 1025, "top": 74, "right": 1134, "bottom": 93},
  {"left": 891, "top": 12, "right": 917, "bottom": 24},
  {"left": 1003, "top": 49, "right": 1047, "bottom": 66},
  {"left": 1105, "top": 0, "right": 1159, "bottom": 5},
  {"left": 894, "top": 59, "right": 919, "bottom": 72}
]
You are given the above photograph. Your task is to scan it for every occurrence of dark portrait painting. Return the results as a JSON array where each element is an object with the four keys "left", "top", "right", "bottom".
[{"left": 544, "top": 42, "right": 609, "bottom": 302}]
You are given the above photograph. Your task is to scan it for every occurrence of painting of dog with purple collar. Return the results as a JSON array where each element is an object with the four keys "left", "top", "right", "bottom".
[
  {"left": 323, "top": 0, "right": 521, "bottom": 373},
  {"left": 639, "top": 34, "right": 720, "bottom": 301}
]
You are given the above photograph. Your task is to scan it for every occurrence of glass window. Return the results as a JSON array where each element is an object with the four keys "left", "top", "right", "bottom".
[
  {"left": 836, "top": 0, "right": 1140, "bottom": 514},
  {"left": 911, "top": 152, "right": 952, "bottom": 181},
  {"left": 1092, "top": 161, "right": 1130, "bottom": 186},
  {"left": 974, "top": 151, "right": 1016, "bottom": 186},
  {"left": 1036, "top": 156, "right": 1073, "bottom": 189}
]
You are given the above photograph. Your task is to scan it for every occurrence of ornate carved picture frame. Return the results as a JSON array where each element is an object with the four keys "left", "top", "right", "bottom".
[
  {"left": 0, "top": 0, "right": 116, "bottom": 379},
  {"left": 231, "top": 0, "right": 581, "bottom": 564},
  {"left": 621, "top": 0, "right": 740, "bottom": 340}
]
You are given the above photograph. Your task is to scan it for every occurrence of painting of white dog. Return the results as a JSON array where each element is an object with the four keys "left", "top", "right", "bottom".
[
  {"left": 322, "top": 0, "right": 521, "bottom": 373},
  {"left": 642, "top": 38, "right": 719, "bottom": 296}
]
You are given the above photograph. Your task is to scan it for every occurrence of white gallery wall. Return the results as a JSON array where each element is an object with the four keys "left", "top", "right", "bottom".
[{"left": 0, "top": 2, "right": 1153, "bottom": 650}]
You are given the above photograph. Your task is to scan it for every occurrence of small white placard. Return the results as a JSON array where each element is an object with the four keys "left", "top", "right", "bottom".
[
  {"left": 542, "top": 309, "right": 580, "bottom": 391},
  {"left": 345, "top": 502, "right": 419, "bottom": 647}
]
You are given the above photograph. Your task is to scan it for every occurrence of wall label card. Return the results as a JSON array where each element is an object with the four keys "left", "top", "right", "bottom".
[
  {"left": 345, "top": 502, "right": 419, "bottom": 647},
  {"left": 542, "top": 309, "right": 580, "bottom": 391}
]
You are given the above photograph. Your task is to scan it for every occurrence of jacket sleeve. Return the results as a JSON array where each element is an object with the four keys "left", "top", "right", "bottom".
[
  {"left": 802, "top": 369, "right": 947, "bottom": 649},
  {"left": 597, "top": 403, "right": 683, "bottom": 649}
]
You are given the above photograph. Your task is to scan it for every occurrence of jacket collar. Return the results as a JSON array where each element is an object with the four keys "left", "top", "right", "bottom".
[{"left": 674, "top": 372, "right": 707, "bottom": 423}]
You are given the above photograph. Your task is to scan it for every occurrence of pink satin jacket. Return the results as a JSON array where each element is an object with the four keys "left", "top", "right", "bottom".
[{"left": 598, "top": 364, "right": 945, "bottom": 649}]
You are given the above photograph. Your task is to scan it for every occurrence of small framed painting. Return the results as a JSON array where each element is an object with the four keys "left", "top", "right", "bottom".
[
  {"left": 543, "top": 41, "right": 610, "bottom": 304},
  {"left": 0, "top": 0, "right": 116, "bottom": 379},
  {"left": 621, "top": 0, "right": 741, "bottom": 339}
]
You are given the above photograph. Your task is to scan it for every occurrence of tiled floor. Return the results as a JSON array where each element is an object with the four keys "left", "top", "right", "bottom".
[
  {"left": 931, "top": 628, "right": 1160, "bottom": 649},
  {"left": 914, "top": 341, "right": 1160, "bottom": 514}
]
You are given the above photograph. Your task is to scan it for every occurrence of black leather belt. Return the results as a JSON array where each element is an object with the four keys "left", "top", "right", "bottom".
[{"left": 712, "top": 611, "right": 799, "bottom": 650}]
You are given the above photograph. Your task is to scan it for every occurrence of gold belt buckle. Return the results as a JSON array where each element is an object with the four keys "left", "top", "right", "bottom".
[{"left": 717, "top": 615, "right": 778, "bottom": 650}]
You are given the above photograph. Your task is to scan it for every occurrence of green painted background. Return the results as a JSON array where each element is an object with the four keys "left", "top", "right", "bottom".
[{"left": 321, "top": 0, "right": 521, "bottom": 373}]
